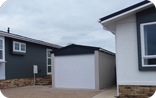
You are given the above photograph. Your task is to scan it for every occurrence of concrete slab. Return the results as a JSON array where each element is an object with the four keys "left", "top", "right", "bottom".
[{"left": 92, "top": 87, "right": 117, "bottom": 98}]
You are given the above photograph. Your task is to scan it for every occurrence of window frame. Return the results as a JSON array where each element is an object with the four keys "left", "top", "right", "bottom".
[
  {"left": 0, "top": 37, "right": 5, "bottom": 61},
  {"left": 13, "top": 41, "right": 26, "bottom": 53},
  {"left": 140, "top": 22, "right": 156, "bottom": 67},
  {"left": 47, "top": 49, "right": 52, "bottom": 74}
]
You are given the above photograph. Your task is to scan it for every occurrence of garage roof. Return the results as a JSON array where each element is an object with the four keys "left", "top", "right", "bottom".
[{"left": 51, "top": 44, "right": 115, "bottom": 56}]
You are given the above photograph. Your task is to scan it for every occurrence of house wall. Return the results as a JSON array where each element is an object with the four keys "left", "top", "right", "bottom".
[
  {"left": 115, "top": 12, "right": 156, "bottom": 97},
  {"left": 95, "top": 51, "right": 115, "bottom": 89},
  {"left": 5, "top": 37, "right": 55, "bottom": 79},
  {"left": 116, "top": 14, "right": 156, "bottom": 86}
]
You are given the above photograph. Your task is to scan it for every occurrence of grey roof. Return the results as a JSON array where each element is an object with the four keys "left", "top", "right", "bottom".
[
  {"left": 52, "top": 44, "right": 115, "bottom": 56},
  {"left": 0, "top": 30, "right": 62, "bottom": 48}
]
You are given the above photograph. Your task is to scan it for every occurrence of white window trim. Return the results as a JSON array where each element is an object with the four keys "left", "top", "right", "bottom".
[
  {"left": 47, "top": 49, "right": 52, "bottom": 74},
  {"left": 140, "top": 22, "right": 156, "bottom": 67},
  {"left": 13, "top": 41, "right": 26, "bottom": 53},
  {"left": 0, "top": 36, "right": 5, "bottom": 62}
]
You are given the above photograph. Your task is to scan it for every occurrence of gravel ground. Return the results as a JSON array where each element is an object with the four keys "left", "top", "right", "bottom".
[{"left": 1, "top": 86, "right": 102, "bottom": 98}]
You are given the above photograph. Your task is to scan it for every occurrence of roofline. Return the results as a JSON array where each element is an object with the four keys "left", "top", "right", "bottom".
[
  {"left": 99, "top": 1, "right": 153, "bottom": 24},
  {"left": 51, "top": 44, "right": 100, "bottom": 53},
  {"left": 99, "top": 48, "right": 115, "bottom": 56},
  {"left": 0, "top": 31, "right": 62, "bottom": 48},
  {"left": 51, "top": 44, "right": 115, "bottom": 56},
  {"left": 69, "top": 44, "right": 101, "bottom": 50}
]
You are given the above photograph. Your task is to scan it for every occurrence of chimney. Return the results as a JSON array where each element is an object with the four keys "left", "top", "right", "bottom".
[{"left": 7, "top": 27, "right": 10, "bottom": 33}]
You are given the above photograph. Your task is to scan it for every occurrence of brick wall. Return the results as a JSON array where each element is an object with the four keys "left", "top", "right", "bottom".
[{"left": 119, "top": 85, "right": 156, "bottom": 98}]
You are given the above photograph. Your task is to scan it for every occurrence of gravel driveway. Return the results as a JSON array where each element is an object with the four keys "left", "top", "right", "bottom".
[{"left": 1, "top": 86, "right": 102, "bottom": 98}]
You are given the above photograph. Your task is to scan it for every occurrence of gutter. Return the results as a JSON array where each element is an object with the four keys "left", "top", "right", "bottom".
[{"left": 98, "top": 20, "right": 115, "bottom": 34}]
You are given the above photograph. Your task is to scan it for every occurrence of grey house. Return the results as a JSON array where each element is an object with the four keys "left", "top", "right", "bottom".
[
  {"left": 0, "top": 30, "right": 61, "bottom": 88},
  {"left": 51, "top": 44, "right": 116, "bottom": 90}
]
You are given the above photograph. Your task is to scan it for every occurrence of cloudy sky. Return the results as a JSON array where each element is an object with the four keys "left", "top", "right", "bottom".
[{"left": 0, "top": 0, "right": 143, "bottom": 52}]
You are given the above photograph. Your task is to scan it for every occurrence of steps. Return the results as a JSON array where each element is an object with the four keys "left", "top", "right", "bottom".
[{"left": 35, "top": 75, "right": 52, "bottom": 86}]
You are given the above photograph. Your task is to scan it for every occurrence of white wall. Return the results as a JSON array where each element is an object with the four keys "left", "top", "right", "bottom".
[
  {"left": 116, "top": 15, "right": 156, "bottom": 86},
  {"left": 54, "top": 54, "right": 95, "bottom": 89},
  {"left": 96, "top": 51, "right": 116, "bottom": 89},
  {"left": 0, "top": 63, "right": 5, "bottom": 80}
]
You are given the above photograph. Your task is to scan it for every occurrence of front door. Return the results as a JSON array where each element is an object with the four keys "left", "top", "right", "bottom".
[{"left": 47, "top": 49, "right": 52, "bottom": 74}]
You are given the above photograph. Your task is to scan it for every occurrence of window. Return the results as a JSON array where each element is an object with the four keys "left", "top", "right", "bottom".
[
  {"left": 47, "top": 49, "right": 52, "bottom": 74},
  {"left": 0, "top": 37, "right": 5, "bottom": 61},
  {"left": 13, "top": 41, "right": 26, "bottom": 53},
  {"left": 21, "top": 44, "right": 26, "bottom": 51},
  {"left": 0, "top": 39, "right": 3, "bottom": 60},
  {"left": 140, "top": 22, "right": 156, "bottom": 67}
]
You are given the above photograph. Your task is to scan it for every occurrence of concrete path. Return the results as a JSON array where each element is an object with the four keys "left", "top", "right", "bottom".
[
  {"left": 92, "top": 87, "right": 117, "bottom": 98},
  {"left": 1, "top": 86, "right": 102, "bottom": 98}
]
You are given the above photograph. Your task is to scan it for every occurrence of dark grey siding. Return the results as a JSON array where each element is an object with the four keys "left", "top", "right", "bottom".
[
  {"left": 5, "top": 37, "right": 56, "bottom": 79},
  {"left": 136, "top": 7, "right": 156, "bottom": 71}
]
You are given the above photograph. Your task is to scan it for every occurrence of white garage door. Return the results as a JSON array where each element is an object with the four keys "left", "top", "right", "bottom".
[{"left": 55, "top": 54, "right": 95, "bottom": 89}]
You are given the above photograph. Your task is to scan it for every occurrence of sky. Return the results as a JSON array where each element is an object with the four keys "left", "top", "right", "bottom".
[{"left": 0, "top": 0, "right": 143, "bottom": 52}]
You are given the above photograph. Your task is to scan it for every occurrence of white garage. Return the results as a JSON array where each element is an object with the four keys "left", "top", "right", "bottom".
[{"left": 51, "top": 44, "right": 115, "bottom": 90}]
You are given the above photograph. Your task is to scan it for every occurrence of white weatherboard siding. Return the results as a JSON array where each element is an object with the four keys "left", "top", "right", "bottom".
[
  {"left": 116, "top": 14, "right": 156, "bottom": 86},
  {"left": 55, "top": 54, "right": 95, "bottom": 89}
]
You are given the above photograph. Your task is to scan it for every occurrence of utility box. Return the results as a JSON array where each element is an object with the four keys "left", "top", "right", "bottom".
[{"left": 33, "top": 65, "right": 38, "bottom": 74}]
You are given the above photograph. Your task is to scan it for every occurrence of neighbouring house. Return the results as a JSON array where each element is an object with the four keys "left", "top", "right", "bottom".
[
  {"left": 99, "top": 0, "right": 156, "bottom": 97},
  {"left": 0, "top": 30, "right": 61, "bottom": 89},
  {"left": 51, "top": 44, "right": 116, "bottom": 90}
]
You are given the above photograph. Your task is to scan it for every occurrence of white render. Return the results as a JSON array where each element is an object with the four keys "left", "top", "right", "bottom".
[
  {"left": 54, "top": 54, "right": 95, "bottom": 89},
  {"left": 115, "top": 15, "right": 156, "bottom": 86}
]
